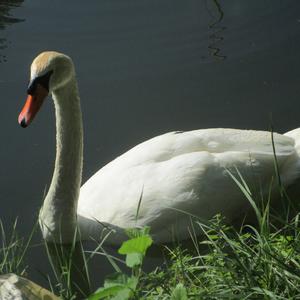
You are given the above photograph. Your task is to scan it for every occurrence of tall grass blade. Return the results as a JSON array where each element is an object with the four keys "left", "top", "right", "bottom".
[{"left": 226, "top": 169, "right": 262, "bottom": 226}]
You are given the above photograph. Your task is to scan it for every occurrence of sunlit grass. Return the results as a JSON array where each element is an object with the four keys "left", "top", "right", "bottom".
[
  {"left": 86, "top": 167, "right": 300, "bottom": 299},
  {"left": 139, "top": 213, "right": 300, "bottom": 299},
  {"left": 0, "top": 218, "right": 36, "bottom": 276},
  {"left": 1, "top": 187, "right": 300, "bottom": 300}
]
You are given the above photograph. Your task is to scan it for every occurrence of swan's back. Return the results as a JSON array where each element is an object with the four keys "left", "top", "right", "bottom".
[
  {"left": 109, "top": 128, "right": 294, "bottom": 163},
  {"left": 78, "top": 128, "right": 300, "bottom": 244}
]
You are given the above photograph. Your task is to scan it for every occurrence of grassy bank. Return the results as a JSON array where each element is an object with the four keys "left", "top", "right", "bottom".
[
  {"left": 1, "top": 210, "right": 300, "bottom": 299},
  {"left": 87, "top": 212, "right": 300, "bottom": 300},
  {"left": 87, "top": 171, "right": 300, "bottom": 299},
  {"left": 1, "top": 176, "right": 300, "bottom": 299}
]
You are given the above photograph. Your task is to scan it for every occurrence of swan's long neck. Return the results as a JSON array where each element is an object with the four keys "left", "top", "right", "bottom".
[{"left": 39, "top": 77, "right": 83, "bottom": 243}]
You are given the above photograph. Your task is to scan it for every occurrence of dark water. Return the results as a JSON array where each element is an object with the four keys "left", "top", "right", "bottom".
[{"left": 1, "top": 0, "right": 300, "bottom": 289}]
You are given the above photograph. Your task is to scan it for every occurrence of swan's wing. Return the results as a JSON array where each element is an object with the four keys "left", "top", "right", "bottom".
[
  {"left": 101, "top": 128, "right": 295, "bottom": 168},
  {"left": 78, "top": 128, "right": 297, "bottom": 243}
]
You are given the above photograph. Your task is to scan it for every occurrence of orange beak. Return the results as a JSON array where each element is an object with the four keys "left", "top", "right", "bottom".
[{"left": 18, "top": 84, "right": 49, "bottom": 128}]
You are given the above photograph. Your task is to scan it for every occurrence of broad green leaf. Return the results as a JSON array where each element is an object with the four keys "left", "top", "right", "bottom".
[
  {"left": 171, "top": 283, "right": 188, "bottom": 300},
  {"left": 118, "top": 235, "right": 152, "bottom": 255},
  {"left": 88, "top": 273, "right": 138, "bottom": 300},
  {"left": 125, "top": 252, "right": 143, "bottom": 267},
  {"left": 88, "top": 285, "right": 125, "bottom": 300},
  {"left": 111, "top": 288, "right": 132, "bottom": 300},
  {"left": 127, "top": 276, "right": 138, "bottom": 290},
  {"left": 104, "top": 272, "right": 128, "bottom": 288}
]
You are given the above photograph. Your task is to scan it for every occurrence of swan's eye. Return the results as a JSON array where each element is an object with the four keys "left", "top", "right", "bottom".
[{"left": 27, "top": 70, "right": 53, "bottom": 95}]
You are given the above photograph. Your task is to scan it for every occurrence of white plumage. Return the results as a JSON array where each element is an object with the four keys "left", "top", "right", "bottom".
[
  {"left": 78, "top": 128, "right": 300, "bottom": 244},
  {"left": 18, "top": 52, "right": 300, "bottom": 246}
]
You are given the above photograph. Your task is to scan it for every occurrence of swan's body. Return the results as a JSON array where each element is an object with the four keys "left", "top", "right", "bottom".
[
  {"left": 18, "top": 52, "right": 300, "bottom": 246},
  {"left": 78, "top": 128, "right": 300, "bottom": 245}
]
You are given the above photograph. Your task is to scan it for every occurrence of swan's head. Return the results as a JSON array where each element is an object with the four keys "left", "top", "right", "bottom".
[{"left": 18, "top": 51, "right": 74, "bottom": 128}]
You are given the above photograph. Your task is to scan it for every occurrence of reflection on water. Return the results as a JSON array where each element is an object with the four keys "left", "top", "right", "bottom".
[
  {"left": 0, "top": 0, "right": 24, "bottom": 62},
  {"left": 206, "top": 0, "right": 226, "bottom": 60}
]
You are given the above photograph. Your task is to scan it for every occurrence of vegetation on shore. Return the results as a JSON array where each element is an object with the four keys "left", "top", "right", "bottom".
[{"left": 1, "top": 172, "right": 300, "bottom": 299}]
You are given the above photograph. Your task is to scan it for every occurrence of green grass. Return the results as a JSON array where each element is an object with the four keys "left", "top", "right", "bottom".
[
  {"left": 87, "top": 168, "right": 300, "bottom": 299},
  {"left": 0, "top": 218, "right": 36, "bottom": 277},
  {"left": 138, "top": 214, "right": 300, "bottom": 299},
  {"left": 1, "top": 195, "right": 300, "bottom": 299},
  {"left": 1, "top": 162, "right": 300, "bottom": 299},
  {"left": 3, "top": 203, "right": 300, "bottom": 300},
  {"left": 86, "top": 211, "right": 300, "bottom": 299}
]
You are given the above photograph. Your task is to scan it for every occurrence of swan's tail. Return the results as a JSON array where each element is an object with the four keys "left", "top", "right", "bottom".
[
  {"left": 281, "top": 128, "right": 300, "bottom": 186},
  {"left": 284, "top": 128, "right": 300, "bottom": 154},
  {"left": 282, "top": 128, "right": 300, "bottom": 205}
]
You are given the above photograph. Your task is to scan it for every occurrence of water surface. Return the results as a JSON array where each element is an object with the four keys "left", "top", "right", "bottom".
[{"left": 1, "top": 0, "right": 300, "bottom": 288}]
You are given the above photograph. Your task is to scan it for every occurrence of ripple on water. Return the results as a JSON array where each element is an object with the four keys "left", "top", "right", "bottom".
[{"left": 0, "top": 0, "right": 24, "bottom": 63}]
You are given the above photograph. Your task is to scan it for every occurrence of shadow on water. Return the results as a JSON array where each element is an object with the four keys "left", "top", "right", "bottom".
[{"left": 0, "top": 0, "right": 24, "bottom": 62}]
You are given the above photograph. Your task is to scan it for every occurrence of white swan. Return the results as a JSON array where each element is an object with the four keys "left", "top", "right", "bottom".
[{"left": 18, "top": 51, "right": 300, "bottom": 246}]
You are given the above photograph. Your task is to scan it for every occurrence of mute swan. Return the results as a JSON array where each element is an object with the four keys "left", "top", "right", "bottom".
[{"left": 18, "top": 51, "right": 300, "bottom": 246}]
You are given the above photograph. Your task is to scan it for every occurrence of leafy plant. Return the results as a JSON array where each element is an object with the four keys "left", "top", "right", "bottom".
[{"left": 88, "top": 227, "right": 152, "bottom": 300}]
